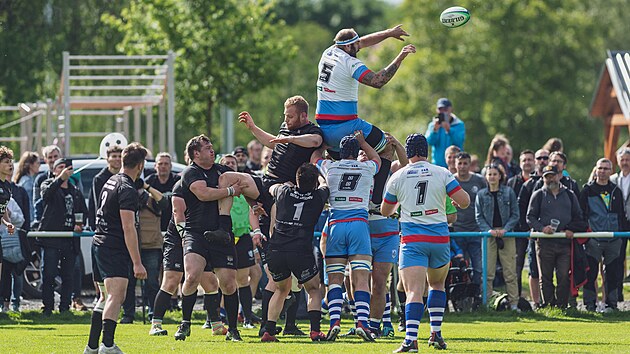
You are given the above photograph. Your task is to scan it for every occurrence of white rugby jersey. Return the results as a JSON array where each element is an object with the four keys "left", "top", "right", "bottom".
[
  {"left": 315, "top": 46, "right": 372, "bottom": 123},
  {"left": 317, "top": 158, "right": 378, "bottom": 223},
  {"left": 384, "top": 161, "right": 461, "bottom": 243}
]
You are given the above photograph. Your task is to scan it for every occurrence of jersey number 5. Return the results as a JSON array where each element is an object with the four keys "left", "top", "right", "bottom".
[
  {"left": 415, "top": 181, "right": 428, "bottom": 205},
  {"left": 319, "top": 63, "right": 335, "bottom": 83},
  {"left": 339, "top": 173, "right": 361, "bottom": 191}
]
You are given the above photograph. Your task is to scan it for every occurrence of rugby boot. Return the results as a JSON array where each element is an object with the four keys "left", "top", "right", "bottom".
[
  {"left": 326, "top": 320, "right": 341, "bottom": 342},
  {"left": 149, "top": 323, "right": 168, "bottom": 336},
  {"left": 174, "top": 322, "right": 191, "bottom": 341},
  {"left": 226, "top": 328, "right": 243, "bottom": 342},
  {"left": 356, "top": 322, "right": 376, "bottom": 342},
  {"left": 393, "top": 340, "right": 418, "bottom": 353},
  {"left": 260, "top": 332, "right": 279, "bottom": 342},
  {"left": 428, "top": 332, "right": 447, "bottom": 350},
  {"left": 310, "top": 331, "right": 327, "bottom": 342}
]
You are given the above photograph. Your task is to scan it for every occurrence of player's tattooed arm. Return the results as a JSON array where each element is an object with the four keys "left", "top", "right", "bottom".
[{"left": 360, "top": 44, "right": 416, "bottom": 89}]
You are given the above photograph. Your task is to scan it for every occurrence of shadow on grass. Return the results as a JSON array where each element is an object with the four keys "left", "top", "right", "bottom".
[{"left": 444, "top": 307, "right": 630, "bottom": 323}]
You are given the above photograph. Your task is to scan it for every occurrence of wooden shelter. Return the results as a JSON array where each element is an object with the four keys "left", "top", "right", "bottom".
[{"left": 590, "top": 50, "right": 630, "bottom": 164}]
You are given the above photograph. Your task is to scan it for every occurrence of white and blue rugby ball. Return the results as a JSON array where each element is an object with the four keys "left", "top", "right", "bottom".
[{"left": 440, "top": 6, "right": 471, "bottom": 28}]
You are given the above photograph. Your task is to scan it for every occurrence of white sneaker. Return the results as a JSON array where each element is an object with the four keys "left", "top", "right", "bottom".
[
  {"left": 98, "top": 343, "right": 124, "bottom": 354},
  {"left": 243, "top": 321, "right": 256, "bottom": 329},
  {"left": 83, "top": 345, "right": 98, "bottom": 354},
  {"left": 511, "top": 304, "right": 521, "bottom": 313},
  {"left": 149, "top": 323, "right": 168, "bottom": 336}
]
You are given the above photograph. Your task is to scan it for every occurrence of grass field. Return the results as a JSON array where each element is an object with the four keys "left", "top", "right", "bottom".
[{"left": 2, "top": 308, "right": 630, "bottom": 353}]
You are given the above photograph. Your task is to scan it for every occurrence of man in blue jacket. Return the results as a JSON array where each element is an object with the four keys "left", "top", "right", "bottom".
[{"left": 425, "top": 98, "right": 465, "bottom": 168}]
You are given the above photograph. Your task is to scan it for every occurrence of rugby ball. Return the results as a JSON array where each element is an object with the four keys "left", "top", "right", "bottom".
[{"left": 440, "top": 6, "right": 470, "bottom": 28}]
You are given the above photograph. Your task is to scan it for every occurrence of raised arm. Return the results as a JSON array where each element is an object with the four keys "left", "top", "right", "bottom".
[
  {"left": 238, "top": 111, "right": 277, "bottom": 148},
  {"left": 360, "top": 44, "right": 416, "bottom": 89},
  {"left": 358, "top": 24, "right": 409, "bottom": 49},
  {"left": 354, "top": 130, "right": 381, "bottom": 168}
]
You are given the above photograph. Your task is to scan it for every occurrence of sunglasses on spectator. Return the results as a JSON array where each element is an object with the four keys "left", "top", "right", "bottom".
[{"left": 535, "top": 156, "right": 549, "bottom": 160}]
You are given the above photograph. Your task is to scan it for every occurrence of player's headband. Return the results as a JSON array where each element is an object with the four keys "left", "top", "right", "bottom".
[{"left": 335, "top": 34, "right": 360, "bottom": 46}]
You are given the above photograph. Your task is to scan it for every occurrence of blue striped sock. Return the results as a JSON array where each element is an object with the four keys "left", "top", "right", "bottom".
[
  {"left": 327, "top": 285, "right": 343, "bottom": 328},
  {"left": 404, "top": 302, "right": 424, "bottom": 344},
  {"left": 383, "top": 292, "right": 392, "bottom": 328},
  {"left": 427, "top": 290, "right": 446, "bottom": 334},
  {"left": 354, "top": 290, "right": 371, "bottom": 328},
  {"left": 369, "top": 318, "right": 380, "bottom": 331}
]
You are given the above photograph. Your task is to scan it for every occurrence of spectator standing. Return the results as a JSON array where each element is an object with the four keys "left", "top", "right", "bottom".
[
  {"left": 0, "top": 198, "right": 24, "bottom": 312},
  {"left": 579, "top": 158, "right": 627, "bottom": 312},
  {"left": 485, "top": 134, "right": 516, "bottom": 180},
  {"left": 533, "top": 151, "right": 580, "bottom": 196},
  {"left": 475, "top": 164, "right": 520, "bottom": 310},
  {"left": 13, "top": 151, "right": 40, "bottom": 221},
  {"left": 33, "top": 145, "right": 61, "bottom": 224},
  {"left": 610, "top": 147, "right": 630, "bottom": 299},
  {"left": 88, "top": 146, "right": 122, "bottom": 230},
  {"left": 232, "top": 146, "right": 252, "bottom": 174},
  {"left": 426, "top": 98, "right": 466, "bottom": 168},
  {"left": 246, "top": 140, "right": 264, "bottom": 172},
  {"left": 146, "top": 152, "right": 180, "bottom": 231},
  {"left": 444, "top": 145, "right": 460, "bottom": 174},
  {"left": 526, "top": 165, "right": 587, "bottom": 308},
  {"left": 38, "top": 158, "right": 87, "bottom": 315},
  {"left": 452, "top": 152, "right": 486, "bottom": 286},
  {"left": 507, "top": 149, "right": 535, "bottom": 296}
]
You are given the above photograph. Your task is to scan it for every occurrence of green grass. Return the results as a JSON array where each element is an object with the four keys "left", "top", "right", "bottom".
[{"left": 2, "top": 308, "right": 630, "bottom": 353}]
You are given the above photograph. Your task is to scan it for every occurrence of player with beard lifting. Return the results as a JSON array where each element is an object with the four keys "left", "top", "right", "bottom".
[{"left": 174, "top": 135, "right": 263, "bottom": 342}]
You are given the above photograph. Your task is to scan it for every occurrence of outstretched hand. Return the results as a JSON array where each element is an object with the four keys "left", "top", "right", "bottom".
[
  {"left": 389, "top": 24, "right": 409, "bottom": 41},
  {"left": 238, "top": 111, "right": 256, "bottom": 130}
]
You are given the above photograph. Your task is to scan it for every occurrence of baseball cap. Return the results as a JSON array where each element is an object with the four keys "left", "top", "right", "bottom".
[
  {"left": 437, "top": 98, "right": 452, "bottom": 109},
  {"left": 53, "top": 158, "right": 69, "bottom": 170},
  {"left": 232, "top": 146, "right": 248, "bottom": 156},
  {"left": 542, "top": 165, "right": 559, "bottom": 176}
]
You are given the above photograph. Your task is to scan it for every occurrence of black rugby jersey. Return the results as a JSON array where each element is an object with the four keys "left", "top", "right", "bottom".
[
  {"left": 266, "top": 122, "right": 323, "bottom": 184},
  {"left": 94, "top": 173, "right": 139, "bottom": 249},
  {"left": 270, "top": 184, "right": 329, "bottom": 252},
  {"left": 180, "top": 162, "right": 231, "bottom": 234}
]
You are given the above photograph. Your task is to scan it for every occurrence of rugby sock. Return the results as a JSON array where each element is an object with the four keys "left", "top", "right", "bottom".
[
  {"left": 354, "top": 290, "right": 371, "bottom": 328},
  {"left": 238, "top": 286, "right": 253, "bottom": 322},
  {"left": 87, "top": 310, "right": 102, "bottom": 349},
  {"left": 267, "top": 320, "right": 278, "bottom": 336},
  {"left": 153, "top": 289, "right": 172, "bottom": 324},
  {"left": 372, "top": 158, "right": 392, "bottom": 204},
  {"left": 285, "top": 291, "right": 300, "bottom": 327},
  {"left": 383, "top": 292, "right": 393, "bottom": 328},
  {"left": 404, "top": 302, "right": 424, "bottom": 345},
  {"left": 101, "top": 319, "right": 117, "bottom": 347},
  {"left": 327, "top": 284, "right": 343, "bottom": 327},
  {"left": 349, "top": 299, "right": 358, "bottom": 326},
  {"left": 219, "top": 215, "right": 233, "bottom": 234},
  {"left": 320, "top": 298, "right": 329, "bottom": 312},
  {"left": 207, "top": 291, "right": 221, "bottom": 322},
  {"left": 261, "top": 289, "right": 274, "bottom": 329},
  {"left": 369, "top": 318, "right": 381, "bottom": 331},
  {"left": 308, "top": 310, "right": 322, "bottom": 332},
  {"left": 224, "top": 291, "right": 239, "bottom": 330},
  {"left": 427, "top": 290, "right": 446, "bottom": 334},
  {"left": 181, "top": 293, "right": 197, "bottom": 322}
]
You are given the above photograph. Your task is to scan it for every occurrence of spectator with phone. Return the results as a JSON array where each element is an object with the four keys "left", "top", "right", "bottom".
[
  {"left": 425, "top": 98, "right": 466, "bottom": 168},
  {"left": 37, "top": 158, "right": 87, "bottom": 316}
]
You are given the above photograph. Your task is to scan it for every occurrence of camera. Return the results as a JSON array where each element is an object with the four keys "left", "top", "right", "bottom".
[{"left": 435, "top": 112, "right": 449, "bottom": 123}]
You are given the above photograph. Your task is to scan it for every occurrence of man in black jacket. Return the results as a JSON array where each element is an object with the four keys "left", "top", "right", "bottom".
[
  {"left": 579, "top": 158, "right": 628, "bottom": 312},
  {"left": 145, "top": 152, "right": 179, "bottom": 231},
  {"left": 38, "top": 158, "right": 87, "bottom": 315},
  {"left": 88, "top": 146, "right": 122, "bottom": 230},
  {"left": 33, "top": 145, "right": 61, "bottom": 224}
]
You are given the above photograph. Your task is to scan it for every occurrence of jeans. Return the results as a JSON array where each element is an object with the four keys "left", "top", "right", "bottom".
[
  {"left": 1, "top": 261, "right": 24, "bottom": 309},
  {"left": 42, "top": 246, "right": 75, "bottom": 311},
  {"left": 536, "top": 240, "right": 570, "bottom": 308},
  {"left": 123, "top": 248, "right": 162, "bottom": 317},
  {"left": 453, "top": 237, "right": 482, "bottom": 285}
]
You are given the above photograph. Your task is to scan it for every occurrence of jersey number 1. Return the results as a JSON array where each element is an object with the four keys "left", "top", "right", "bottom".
[
  {"left": 293, "top": 202, "right": 304, "bottom": 221},
  {"left": 415, "top": 181, "right": 428, "bottom": 205}
]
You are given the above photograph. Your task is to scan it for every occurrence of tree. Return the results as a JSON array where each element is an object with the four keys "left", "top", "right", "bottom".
[{"left": 102, "top": 0, "right": 296, "bottom": 149}]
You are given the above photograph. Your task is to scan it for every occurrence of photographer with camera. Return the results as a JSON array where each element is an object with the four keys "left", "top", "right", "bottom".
[{"left": 425, "top": 98, "right": 466, "bottom": 168}]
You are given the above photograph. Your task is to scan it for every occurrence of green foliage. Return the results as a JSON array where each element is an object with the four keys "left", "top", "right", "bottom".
[{"left": 102, "top": 0, "right": 296, "bottom": 151}]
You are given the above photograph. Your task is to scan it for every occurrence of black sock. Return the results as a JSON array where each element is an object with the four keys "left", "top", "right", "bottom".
[
  {"left": 398, "top": 290, "right": 406, "bottom": 322},
  {"left": 87, "top": 310, "right": 102, "bottom": 349},
  {"left": 102, "top": 319, "right": 117, "bottom": 347},
  {"left": 239, "top": 286, "right": 253, "bottom": 322},
  {"left": 219, "top": 215, "right": 233, "bottom": 234},
  {"left": 153, "top": 289, "right": 172, "bottom": 322},
  {"left": 181, "top": 293, "right": 197, "bottom": 322},
  {"left": 203, "top": 293, "right": 212, "bottom": 321},
  {"left": 285, "top": 291, "right": 300, "bottom": 327},
  {"left": 308, "top": 310, "right": 321, "bottom": 332},
  {"left": 267, "top": 320, "right": 277, "bottom": 336},
  {"left": 224, "top": 291, "right": 239, "bottom": 330},
  {"left": 372, "top": 158, "right": 391, "bottom": 204},
  {"left": 208, "top": 292, "right": 221, "bottom": 322},
  {"left": 261, "top": 289, "right": 274, "bottom": 326}
]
